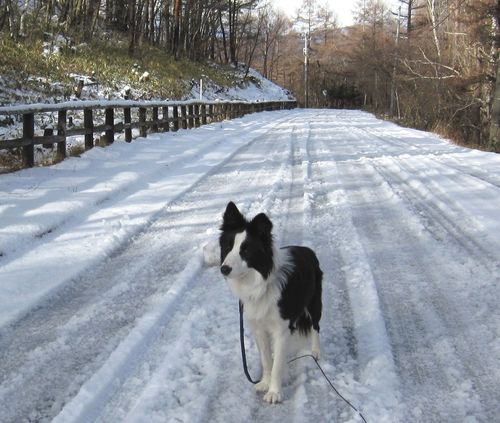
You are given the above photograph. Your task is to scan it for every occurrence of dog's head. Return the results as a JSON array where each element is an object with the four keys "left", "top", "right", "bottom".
[{"left": 219, "top": 202, "right": 274, "bottom": 280}]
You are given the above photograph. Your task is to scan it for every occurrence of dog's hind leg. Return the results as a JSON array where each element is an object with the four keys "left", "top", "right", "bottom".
[{"left": 309, "top": 270, "right": 322, "bottom": 360}]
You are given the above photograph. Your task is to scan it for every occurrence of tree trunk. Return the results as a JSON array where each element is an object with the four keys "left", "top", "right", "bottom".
[
  {"left": 426, "top": 0, "right": 441, "bottom": 58},
  {"left": 244, "top": 15, "right": 262, "bottom": 78},
  {"left": 489, "top": 61, "right": 500, "bottom": 152},
  {"left": 128, "top": 0, "right": 137, "bottom": 56},
  {"left": 172, "top": 0, "right": 181, "bottom": 59},
  {"left": 229, "top": 1, "right": 238, "bottom": 65},
  {"left": 218, "top": 8, "right": 229, "bottom": 63},
  {"left": 407, "top": 0, "right": 412, "bottom": 37}
]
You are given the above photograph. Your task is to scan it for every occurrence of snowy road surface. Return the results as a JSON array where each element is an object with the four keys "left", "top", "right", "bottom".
[{"left": 1, "top": 109, "right": 499, "bottom": 423}]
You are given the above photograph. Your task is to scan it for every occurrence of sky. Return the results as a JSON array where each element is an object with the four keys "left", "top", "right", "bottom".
[{"left": 273, "top": 0, "right": 395, "bottom": 27}]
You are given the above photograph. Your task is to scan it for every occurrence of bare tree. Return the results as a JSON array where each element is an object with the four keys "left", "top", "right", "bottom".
[
  {"left": 489, "top": 60, "right": 500, "bottom": 151},
  {"left": 259, "top": 5, "right": 289, "bottom": 78}
]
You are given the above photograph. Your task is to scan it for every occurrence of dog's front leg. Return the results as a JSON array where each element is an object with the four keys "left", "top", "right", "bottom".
[
  {"left": 264, "top": 332, "right": 288, "bottom": 404},
  {"left": 252, "top": 327, "right": 272, "bottom": 393}
]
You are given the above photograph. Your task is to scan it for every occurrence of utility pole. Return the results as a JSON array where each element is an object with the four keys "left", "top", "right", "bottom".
[
  {"left": 390, "top": 6, "right": 401, "bottom": 117},
  {"left": 303, "top": 31, "right": 310, "bottom": 108}
]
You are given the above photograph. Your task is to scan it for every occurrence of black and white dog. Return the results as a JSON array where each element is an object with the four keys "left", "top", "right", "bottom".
[{"left": 219, "top": 202, "right": 323, "bottom": 404}]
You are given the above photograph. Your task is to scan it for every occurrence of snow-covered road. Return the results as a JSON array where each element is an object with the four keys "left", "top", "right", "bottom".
[{"left": 1, "top": 109, "right": 499, "bottom": 423}]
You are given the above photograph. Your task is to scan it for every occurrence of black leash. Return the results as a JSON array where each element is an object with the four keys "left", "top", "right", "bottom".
[
  {"left": 238, "top": 301, "right": 368, "bottom": 422},
  {"left": 239, "top": 301, "right": 260, "bottom": 384}
]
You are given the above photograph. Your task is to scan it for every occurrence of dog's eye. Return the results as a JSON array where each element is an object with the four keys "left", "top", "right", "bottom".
[{"left": 240, "top": 244, "right": 249, "bottom": 255}]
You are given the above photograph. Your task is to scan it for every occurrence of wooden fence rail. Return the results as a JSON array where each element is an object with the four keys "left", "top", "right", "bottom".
[{"left": 0, "top": 99, "right": 296, "bottom": 169}]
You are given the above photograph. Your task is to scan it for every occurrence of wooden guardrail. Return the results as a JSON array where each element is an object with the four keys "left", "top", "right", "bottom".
[{"left": 0, "top": 99, "right": 296, "bottom": 169}]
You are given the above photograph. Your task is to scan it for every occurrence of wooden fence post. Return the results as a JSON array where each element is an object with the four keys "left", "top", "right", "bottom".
[
  {"left": 173, "top": 106, "right": 179, "bottom": 131},
  {"left": 22, "top": 113, "right": 34, "bottom": 168},
  {"left": 201, "top": 104, "right": 207, "bottom": 125},
  {"left": 152, "top": 107, "right": 159, "bottom": 132},
  {"left": 124, "top": 107, "right": 132, "bottom": 142},
  {"left": 84, "top": 109, "right": 94, "bottom": 149},
  {"left": 208, "top": 104, "right": 214, "bottom": 123},
  {"left": 44, "top": 127, "right": 54, "bottom": 151},
  {"left": 139, "top": 107, "right": 147, "bottom": 137},
  {"left": 187, "top": 104, "right": 194, "bottom": 129},
  {"left": 56, "top": 110, "right": 67, "bottom": 161},
  {"left": 162, "top": 106, "right": 169, "bottom": 132},
  {"left": 181, "top": 105, "right": 187, "bottom": 129},
  {"left": 194, "top": 104, "right": 200, "bottom": 127},
  {"left": 105, "top": 108, "right": 114, "bottom": 144}
]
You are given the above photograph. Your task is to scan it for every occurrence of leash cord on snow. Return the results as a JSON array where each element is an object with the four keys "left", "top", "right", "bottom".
[
  {"left": 288, "top": 354, "right": 368, "bottom": 423},
  {"left": 239, "top": 301, "right": 368, "bottom": 423}
]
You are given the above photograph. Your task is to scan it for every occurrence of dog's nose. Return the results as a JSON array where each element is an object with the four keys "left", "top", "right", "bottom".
[{"left": 220, "top": 265, "right": 232, "bottom": 276}]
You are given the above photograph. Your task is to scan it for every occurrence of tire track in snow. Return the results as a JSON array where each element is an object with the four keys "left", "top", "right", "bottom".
[
  {"left": 369, "top": 155, "right": 500, "bottom": 273},
  {"left": 299, "top": 112, "right": 364, "bottom": 423},
  {"left": 364, "top": 157, "right": 498, "bottom": 421},
  {"left": 358, "top": 124, "right": 500, "bottom": 191},
  {"left": 51, "top": 256, "right": 204, "bottom": 423},
  {"left": 332, "top": 119, "right": 498, "bottom": 421},
  {"left": 331, "top": 155, "right": 481, "bottom": 421},
  {"left": 0, "top": 125, "right": 226, "bottom": 263},
  {"left": 310, "top": 125, "right": 404, "bottom": 422},
  {"left": 0, "top": 113, "right": 301, "bottom": 331},
  {"left": 0, "top": 113, "right": 298, "bottom": 264}
]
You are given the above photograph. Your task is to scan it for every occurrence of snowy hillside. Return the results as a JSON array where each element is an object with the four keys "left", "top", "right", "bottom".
[
  {"left": 190, "top": 67, "right": 293, "bottom": 102},
  {"left": 1, "top": 109, "right": 499, "bottom": 422},
  {"left": 0, "top": 63, "right": 292, "bottom": 108}
]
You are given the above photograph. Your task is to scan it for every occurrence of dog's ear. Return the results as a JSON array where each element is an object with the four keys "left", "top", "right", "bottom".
[
  {"left": 221, "top": 201, "right": 246, "bottom": 231},
  {"left": 248, "top": 213, "right": 273, "bottom": 240}
]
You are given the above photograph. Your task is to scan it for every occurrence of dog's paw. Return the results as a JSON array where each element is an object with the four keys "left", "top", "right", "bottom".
[
  {"left": 263, "top": 390, "right": 282, "bottom": 404},
  {"left": 254, "top": 380, "right": 269, "bottom": 393}
]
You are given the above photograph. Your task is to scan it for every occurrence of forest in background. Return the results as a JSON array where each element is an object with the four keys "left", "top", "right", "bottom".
[{"left": 1, "top": 0, "right": 499, "bottom": 151}]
